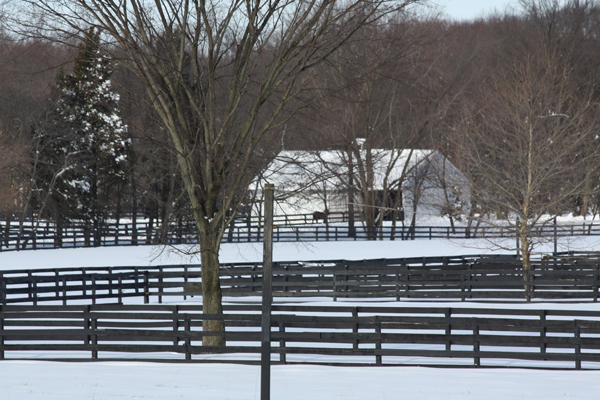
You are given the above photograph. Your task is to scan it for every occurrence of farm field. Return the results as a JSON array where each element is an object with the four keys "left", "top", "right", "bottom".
[{"left": 1, "top": 237, "right": 600, "bottom": 399}]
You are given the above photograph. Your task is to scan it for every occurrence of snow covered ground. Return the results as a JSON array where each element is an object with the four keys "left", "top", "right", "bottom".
[
  {"left": 2, "top": 236, "right": 600, "bottom": 399},
  {"left": 3, "top": 233, "right": 600, "bottom": 270},
  {"left": 2, "top": 361, "right": 599, "bottom": 400}
]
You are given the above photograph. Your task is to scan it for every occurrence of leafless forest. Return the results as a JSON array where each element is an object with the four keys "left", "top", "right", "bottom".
[{"left": 0, "top": 1, "right": 598, "bottom": 232}]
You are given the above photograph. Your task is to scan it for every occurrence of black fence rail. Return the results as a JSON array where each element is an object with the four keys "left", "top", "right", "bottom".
[
  {"left": 0, "top": 255, "right": 491, "bottom": 305},
  {"left": 1, "top": 303, "right": 599, "bottom": 369},
  {"left": 3, "top": 253, "right": 600, "bottom": 304},
  {"left": 0, "top": 266, "right": 153, "bottom": 305},
  {"left": 2, "top": 218, "right": 600, "bottom": 252}
]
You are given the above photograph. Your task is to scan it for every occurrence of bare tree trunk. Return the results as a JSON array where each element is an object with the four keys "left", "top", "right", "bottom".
[
  {"left": 198, "top": 234, "right": 225, "bottom": 347},
  {"left": 519, "top": 222, "right": 533, "bottom": 301},
  {"left": 348, "top": 149, "right": 356, "bottom": 238},
  {"left": 4, "top": 212, "right": 11, "bottom": 248}
]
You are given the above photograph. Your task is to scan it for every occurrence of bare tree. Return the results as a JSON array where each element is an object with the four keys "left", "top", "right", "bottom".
[
  {"left": 297, "top": 16, "right": 458, "bottom": 238},
  {"left": 15, "top": 0, "right": 425, "bottom": 345},
  {"left": 0, "top": 33, "right": 76, "bottom": 237},
  {"left": 521, "top": 0, "right": 600, "bottom": 217},
  {"left": 0, "top": 129, "right": 30, "bottom": 242},
  {"left": 457, "top": 50, "right": 600, "bottom": 272}
]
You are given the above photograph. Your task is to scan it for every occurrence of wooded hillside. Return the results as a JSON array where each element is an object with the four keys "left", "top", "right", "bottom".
[{"left": 0, "top": 0, "right": 599, "bottom": 234}]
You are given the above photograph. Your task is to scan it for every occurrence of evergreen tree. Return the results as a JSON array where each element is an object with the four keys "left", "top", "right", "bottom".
[{"left": 37, "top": 28, "right": 129, "bottom": 229}]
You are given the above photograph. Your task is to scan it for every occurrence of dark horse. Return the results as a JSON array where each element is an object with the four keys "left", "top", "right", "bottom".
[{"left": 312, "top": 209, "right": 329, "bottom": 222}]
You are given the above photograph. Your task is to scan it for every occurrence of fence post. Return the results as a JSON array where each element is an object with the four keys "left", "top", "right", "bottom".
[
  {"left": 395, "top": 270, "right": 400, "bottom": 301},
  {"left": 553, "top": 217, "right": 558, "bottom": 255},
  {"left": 332, "top": 272, "right": 337, "bottom": 302},
  {"left": 445, "top": 308, "right": 452, "bottom": 352},
  {"left": 375, "top": 316, "right": 382, "bottom": 366},
  {"left": 404, "top": 264, "right": 410, "bottom": 298},
  {"left": 261, "top": 183, "right": 274, "bottom": 400},
  {"left": 0, "top": 275, "right": 5, "bottom": 304},
  {"left": 91, "top": 275, "right": 97, "bottom": 305},
  {"left": 279, "top": 321, "right": 286, "bottom": 363},
  {"left": 574, "top": 323, "right": 581, "bottom": 370},
  {"left": 594, "top": 265, "right": 599, "bottom": 303},
  {"left": 540, "top": 310, "right": 547, "bottom": 354},
  {"left": 54, "top": 269, "right": 59, "bottom": 300},
  {"left": 158, "top": 266, "right": 163, "bottom": 304},
  {"left": 62, "top": 278, "right": 67, "bottom": 305},
  {"left": 594, "top": 269, "right": 600, "bottom": 303},
  {"left": 0, "top": 305, "right": 4, "bottom": 359},
  {"left": 85, "top": 305, "right": 91, "bottom": 354},
  {"left": 118, "top": 276, "right": 123, "bottom": 304},
  {"left": 91, "top": 313, "right": 98, "bottom": 360},
  {"left": 352, "top": 307, "right": 359, "bottom": 350},
  {"left": 173, "top": 305, "right": 180, "bottom": 348},
  {"left": 144, "top": 271, "right": 149, "bottom": 304},
  {"left": 108, "top": 267, "right": 114, "bottom": 299},
  {"left": 282, "top": 263, "right": 288, "bottom": 293},
  {"left": 82, "top": 270, "right": 86, "bottom": 299},
  {"left": 473, "top": 323, "right": 480, "bottom": 366},
  {"left": 33, "top": 278, "right": 37, "bottom": 306},
  {"left": 184, "top": 265, "right": 188, "bottom": 301},
  {"left": 185, "top": 316, "right": 192, "bottom": 361},
  {"left": 27, "top": 270, "right": 33, "bottom": 304},
  {"left": 133, "top": 268, "right": 140, "bottom": 295}
]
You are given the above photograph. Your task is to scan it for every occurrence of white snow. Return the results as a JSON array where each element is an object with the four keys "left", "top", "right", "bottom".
[
  {"left": 1, "top": 361, "right": 599, "bottom": 400},
  {"left": 2, "top": 234, "right": 599, "bottom": 270},
  {"left": 2, "top": 236, "right": 600, "bottom": 399}
]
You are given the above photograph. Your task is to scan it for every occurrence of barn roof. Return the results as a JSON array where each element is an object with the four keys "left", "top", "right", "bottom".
[{"left": 251, "top": 149, "right": 452, "bottom": 192}]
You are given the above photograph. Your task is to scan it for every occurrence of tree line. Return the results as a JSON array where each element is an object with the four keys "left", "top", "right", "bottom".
[{"left": 1, "top": 0, "right": 600, "bottom": 343}]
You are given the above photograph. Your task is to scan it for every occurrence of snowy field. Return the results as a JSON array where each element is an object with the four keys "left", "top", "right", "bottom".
[{"left": 2, "top": 236, "right": 600, "bottom": 399}]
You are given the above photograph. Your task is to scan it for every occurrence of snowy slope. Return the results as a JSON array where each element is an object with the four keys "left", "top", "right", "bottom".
[
  {"left": 2, "top": 234, "right": 600, "bottom": 270},
  {"left": 1, "top": 237, "right": 600, "bottom": 399}
]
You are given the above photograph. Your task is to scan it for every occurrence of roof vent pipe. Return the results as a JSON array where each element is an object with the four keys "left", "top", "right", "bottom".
[{"left": 355, "top": 138, "right": 366, "bottom": 150}]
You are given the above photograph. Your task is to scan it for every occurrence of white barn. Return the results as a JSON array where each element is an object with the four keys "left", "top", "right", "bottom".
[{"left": 249, "top": 148, "right": 469, "bottom": 225}]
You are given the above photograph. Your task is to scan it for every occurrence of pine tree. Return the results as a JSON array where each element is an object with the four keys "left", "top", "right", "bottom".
[{"left": 38, "top": 28, "right": 129, "bottom": 229}]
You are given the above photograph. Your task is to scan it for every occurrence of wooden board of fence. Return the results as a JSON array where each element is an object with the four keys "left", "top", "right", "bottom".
[
  {"left": 1, "top": 303, "right": 599, "bottom": 369},
  {"left": 3, "top": 217, "right": 600, "bottom": 251},
  {"left": 2, "top": 254, "right": 600, "bottom": 304}
]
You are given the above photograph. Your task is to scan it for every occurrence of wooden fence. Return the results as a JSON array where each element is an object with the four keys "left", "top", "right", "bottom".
[
  {"left": 2, "top": 254, "right": 600, "bottom": 304},
  {"left": 2, "top": 218, "right": 600, "bottom": 251},
  {"left": 1, "top": 303, "right": 599, "bottom": 369}
]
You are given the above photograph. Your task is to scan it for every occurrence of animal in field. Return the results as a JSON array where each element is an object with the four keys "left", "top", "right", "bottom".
[{"left": 312, "top": 209, "right": 329, "bottom": 222}]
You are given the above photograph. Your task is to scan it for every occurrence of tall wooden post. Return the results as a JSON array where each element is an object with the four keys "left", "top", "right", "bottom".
[
  {"left": 553, "top": 217, "right": 558, "bottom": 255},
  {"left": 348, "top": 147, "right": 356, "bottom": 238},
  {"left": 261, "top": 183, "right": 274, "bottom": 400}
]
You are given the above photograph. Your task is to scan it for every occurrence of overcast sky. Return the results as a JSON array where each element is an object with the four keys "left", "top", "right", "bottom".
[{"left": 438, "top": 0, "right": 521, "bottom": 20}]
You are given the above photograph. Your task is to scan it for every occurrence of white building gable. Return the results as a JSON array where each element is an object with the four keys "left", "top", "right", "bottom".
[{"left": 250, "top": 148, "right": 469, "bottom": 224}]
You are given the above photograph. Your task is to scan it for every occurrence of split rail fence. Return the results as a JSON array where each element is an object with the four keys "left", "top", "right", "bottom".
[
  {"left": 2, "top": 218, "right": 600, "bottom": 251},
  {"left": 0, "top": 303, "right": 599, "bottom": 369},
  {"left": 2, "top": 254, "right": 600, "bottom": 304},
  {"left": 3, "top": 254, "right": 600, "bottom": 368}
]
